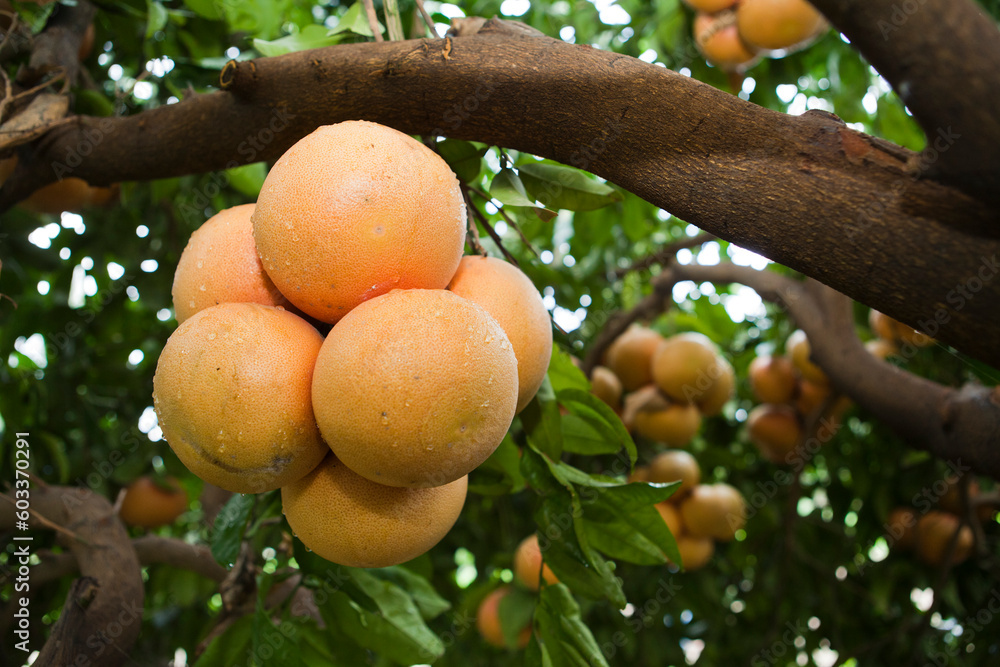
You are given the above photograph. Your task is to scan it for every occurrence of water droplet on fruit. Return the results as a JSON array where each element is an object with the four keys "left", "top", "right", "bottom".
[
  {"left": 208, "top": 333, "right": 216, "bottom": 340},
  {"left": 426, "top": 445, "right": 434, "bottom": 452},
  {"left": 189, "top": 300, "right": 196, "bottom": 308},
  {"left": 199, "top": 284, "right": 206, "bottom": 291},
  {"left": 196, "top": 260, "right": 203, "bottom": 269}
]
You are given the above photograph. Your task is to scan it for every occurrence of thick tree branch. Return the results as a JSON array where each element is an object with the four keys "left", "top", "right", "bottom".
[
  {"left": 1, "top": 20, "right": 998, "bottom": 364},
  {"left": 0, "top": 485, "right": 144, "bottom": 665},
  {"left": 809, "top": 0, "right": 1000, "bottom": 201}
]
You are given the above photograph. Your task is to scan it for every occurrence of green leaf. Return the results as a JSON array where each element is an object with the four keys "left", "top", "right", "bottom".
[
  {"left": 194, "top": 615, "right": 253, "bottom": 667},
  {"left": 470, "top": 433, "right": 526, "bottom": 495},
  {"left": 368, "top": 566, "right": 451, "bottom": 621},
  {"left": 547, "top": 346, "right": 589, "bottom": 394},
  {"left": 436, "top": 139, "right": 487, "bottom": 183},
  {"left": 580, "top": 483, "right": 682, "bottom": 566},
  {"left": 491, "top": 169, "right": 537, "bottom": 207},
  {"left": 226, "top": 162, "right": 268, "bottom": 198},
  {"left": 211, "top": 493, "right": 254, "bottom": 566},
  {"left": 560, "top": 413, "right": 621, "bottom": 456},
  {"left": 146, "top": 1, "right": 169, "bottom": 39},
  {"left": 520, "top": 377, "right": 563, "bottom": 460},
  {"left": 317, "top": 568, "right": 445, "bottom": 664},
  {"left": 557, "top": 388, "right": 636, "bottom": 466},
  {"left": 518, "top": 161, "right": 623, "bottom": 212},
  {"left": 183, "top": 0, "right": 222, "bottom": 21},
  {"left": 534, "top": 584, "right": 610, "bottom": 667},
  {"left": 254, "top": 25, "right": 342, "bottom": 58},
  {"left": 329, "top": 2, "right": 383, "bottom": 38},
  {"left": 498, "top": 586, "right": 536, "bottom": 649}
]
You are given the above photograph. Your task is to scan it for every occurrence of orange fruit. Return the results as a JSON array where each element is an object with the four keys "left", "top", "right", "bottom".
[
  {"left": 680, "top": 483, "right": 746, "bottom": 541},
  {"left": 736, "top": 0, "right": 827, "bottom": 51},
  {"left": 794, "top": 378, "right": 830, "bottom": 416},
  {"left": 865, "top": 338, "right": 899, "bottom": 360},
  {"left": 477, "top": 586, "right": 531, "bottom": 649},
  {"left": 605, "top": 325, "right": 663, "bottom": 391},
  {"left": 869, "top": 310, "right": 935, "bottom": 348},
  {"left": 447, "top": 256, "right": 552, "bottom": 413},
  {"left": 696, "top": 354, "right": 735, "bottom": 416},
  {"left": 746, "top": 404, "right": 802, "bottom": 464},
  {"left": 627, "top": 465, "right": 650, "bottom": 483},
  {"left": 172, "top": 204, "right": 290, "bottom": 324},
  {"left": 311, "top": 289, "right": 518, "bottom": 488},
  {"left": 787, "top": 329, "right": 827, "bottom": 385},
  {"left": 621, "top": 384, "right": 670, "bottom": 432},
  {"left": 694, "top": 11, "right": 759, "bottom": 70},
  {"left": 648, "top": 450, "right": 701, "bottom": 499},
  {"left": 656, "top": 501, "right": 684, "bottom": 536},
  {"left": 513, "top": 534, "right": 559, "bottom": 591},
  {"left": 20, "top": 177, "right": 114, "bottom": 215},
  {"left": 252, "top": 121, "right": 466, "bottom": 323},
  {"left": 651, "top": 332, "right": 726, "bottom": 405},
  {"left": 633, "top": 403, "right": 702, "bottom": 447},
  {"left": 591, "top": 365, "right": 623, "bottom": 410},
  {"left": 674, "top": 535, "right": 715, "bottom": 571},
  {"left": 915, "top": 512, "right": 974, "bottom": 567},
  {"left": 153, "top": 303, "right": 327, "bottom": 493},
  {"left": 118, "top": 476, "right": 188, "bottom": 528},
  {"left": 282, "top": 455, "right": 467, "bottom": 568},
  {"left": 748, "top": 355, "right": 798, "bottom": 404}
]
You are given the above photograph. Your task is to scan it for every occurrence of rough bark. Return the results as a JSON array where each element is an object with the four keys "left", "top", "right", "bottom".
[
  {"left": 810, "top": 0, "right": 1000, "bottom": 202},
  {"left": 0, "top": 485, "right": 144, "bottom": 665},
  {"left": 1, "top": 12, "right": 999, "bottom": 364}
]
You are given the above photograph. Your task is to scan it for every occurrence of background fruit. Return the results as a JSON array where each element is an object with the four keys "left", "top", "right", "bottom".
[
  {"left": 684, "top": 0, "right": 738, "bottom": 12},
  {"left": 477, "top": 587, "right": 531, "bottom": 649},
  {"left": 514, "top": 534, "right": 559, "bottom": 591},
  {"left": 590, "top": 365, "right": 623, "bottom": 409},
  {"left": 311, "top": 289, "right": 518, "bottom": 488},
  {"left": 605, "top": 325, "right": 663, "bottom": 391},
  {"left": 794, "top": 378, "right": 830, "bottom": 416},
  {"left": 648, "top": 450, "right": 701, "bottom": 498},
  {"left": 153, "top": 303, "right": 327, "bottom": 493},
  {"left": 787, "top": 329, "right": 827, "bottom": 384},
  {"left": 886, "top": 507, "right": 917, "bottom": 551},
  {"left": 736, "top": 0, "right": 827, "bottom": 51},
  {"left": 675, "top": 535, "right": 715, "bottom": 571},
  {"left": 282, "top": 455, "right": 468, "bottom": 568},
  {"left": 915, "top": 512, "right": 974, "bottom": 567},
  {"left": 20, "top": 177, "right": 114, "bottom": 214},
  {"left": 681, "top": 483, "right": 746, "bottom": 541},
  {"left": 656, "top": 501, "right": 684, "bottom": 536},
  {"left": 171, "top": 204, "right": 289, "bottom": 324},
  {"left": 651, "top": 332, "right": 722, "bottom": 404},
  {"left": 694, "top": 11, "right": 758, "bottom": 70},
  {"left": 748, "top": 355, "right": 797, "bottom": 404},
  {"left": 118, "top": 476, "right": 188, "bottom": 528},
  {"left": 747, "top": 404, "right": 802, "bottom": 464},
  {"left": 252, "top": 121, "right": 466, "bottom": 323},
  {"left": 632, "top": 403, "right": 702, "bottom": 447},
  {"left": 869, "top": 310, "right": 935, "bottom": 348},
  {"left": 448, "top": 255, "right": 552, "bottom": 413}
]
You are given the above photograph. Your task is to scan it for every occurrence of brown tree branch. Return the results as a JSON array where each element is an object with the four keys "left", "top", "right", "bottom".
[
  {"left": 614, "top": 232, "right": 715, "bottom": 277},
  {"left": 809, "top": 0, "right": 1000, "bottom": 202},
  {"left": 20, "top": 0, "right": 95, "bottom": 89},
  {"left": 0, "top": 485, "right": 144, "bottom": 666},
  {"left": 1, "top": 19, "right": 998, "bottom": 364}
]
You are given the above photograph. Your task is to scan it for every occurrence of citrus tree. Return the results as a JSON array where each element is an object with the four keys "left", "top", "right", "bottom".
[{"left": 2, "top": 0, "right": 1000, "bottom": 666}]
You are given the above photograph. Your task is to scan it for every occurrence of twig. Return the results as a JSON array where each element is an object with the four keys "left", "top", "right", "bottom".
[
  {"left": 0, "top": 493, "right": 87, "bottom": 544},
  {"left": 361, "top": 0, "right": 384, "bottom": 42},
  {"left": 463, "top": 186, "right": 520, "bottom": 266},
  {"left": 468, "top": 185, "right": 540, "bottom": 258},
  {"left": 413, "top": 0, "right": 438, "bottom": 37},
  {"left": 615, "top": 232, "right": 716, "bottom": 277}
]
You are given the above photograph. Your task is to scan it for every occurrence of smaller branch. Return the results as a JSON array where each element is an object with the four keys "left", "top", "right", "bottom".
[
  {"left": 413, "top": 0, "right": 438, "bottom": 37},
  {"left": 463, "top": 186, "right": 519, "bottom": 266},
  {"left": 615, "top": 232, "right": 715, "bottom": 277},
  {"left": 362, "top": 0, "right": 385, "bottom": 42},
  {"left": 0, "top": 493, "right": 86, "bottom": 543}
]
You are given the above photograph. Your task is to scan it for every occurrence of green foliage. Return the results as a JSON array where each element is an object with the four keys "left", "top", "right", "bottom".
[{"left": 2, "top": 0, "right": 999, "bottom": 666}]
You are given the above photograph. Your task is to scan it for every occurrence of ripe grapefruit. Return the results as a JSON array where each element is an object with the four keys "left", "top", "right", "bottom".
[
  {"left": 282, "top": 455, "right": 467, "bottom": 568},
  {"left": 311, "top": 289, "right": 518, "bottom": 488},
  {"left": 605, "top": 325, "right": 663, "bottom": 391},
  {"left": 513, "top": 534, "right": 559, "bottom": 591},
  {"left": 447, "top": 255, "right": 552, "bottom": 413},
  {"left": 680, "top": 483, "right": 746, "bottom": 541},
  {"left": 477, "top": 586, "right": 531, "bottom": 649},
  {"left": 118, "top": 476, "right": 188, "bottom": 528},
  {"left": 694, "top": 11, "right": 759, "bottom": 70},
  {"left": 591, "top": 365, "right": 623, "bottom": 409},
  {"left": 746, "top": 404, "right": 802, "bottom": 464},
  {"left": 648, "top": 450, "right": 701, "bottom": 498},
  {"left": 748, "top": 355, "right": 797, "bottom": 404},
  {"left": 172, "top": 204, "right": 289, "bottom": 324},
  {"left": 252, "top": 121, "right": 466, "bottom": 323},
  {"left": 153, "top": 303, "right": 327, "bottom": 493},
  {"left": 736, "top": 0, "right": 827, "bottom": 51}
]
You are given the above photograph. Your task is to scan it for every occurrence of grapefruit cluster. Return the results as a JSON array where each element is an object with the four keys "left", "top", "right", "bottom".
[
  {"left": 477, "top": 533, "right": 559, "bottom": 648},
  {"left": 886, "top": 475, "right": 995, "bottom": 567},
  {"left": 687, "top": 0, "right": 828, "bottom": 72},
  {"left": 745, "top": 329, "right": 851, "bottom": 464},
  {"left": 593, "top": 325, "right": 735, "bottom": 448},
  {"left": 152, "top": 121, "right": 553, "bottom": 568},
  {"left": 867, "top": 309, "right": 936, "bottom": 356},
  {"left": 631, "top": 451, "right": 746, "bottom": 571}
]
